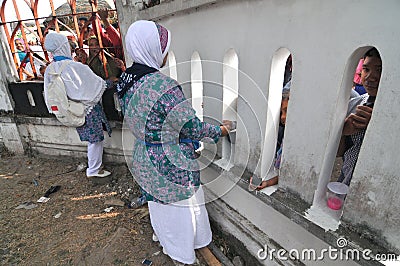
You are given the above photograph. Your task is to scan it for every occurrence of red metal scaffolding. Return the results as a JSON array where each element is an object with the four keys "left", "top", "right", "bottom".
[{"left": 0, "top": 0, "right": 119, "bottom": 81}]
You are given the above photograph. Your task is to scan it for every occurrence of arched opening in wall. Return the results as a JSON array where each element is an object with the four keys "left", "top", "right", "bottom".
[
  {"left": 191, "top": 51, "right": 203, "bottom": 121},
  {"left": 1, "top": 0, "right": 121, "bottom": 81},
  {"left": 26, "top": 90, "right": 36, "bottom": 106},
  {"left": 167, "top": 51, "right": 177, "bottom": 80},
  {"left": 214, "top": 48, "right": 238, "bottom": 171},
  {"left": 252, "top": 48, "right": 291, "bottom": 193},
  {"left": 308, "top": 46, "right": 382, "bottom": 229},
  {"left": 190, "top": 51, "right": 204, "bottom": 152}
]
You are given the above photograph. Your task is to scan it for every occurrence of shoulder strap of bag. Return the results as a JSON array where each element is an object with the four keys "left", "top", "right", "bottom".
[{"left": 49, "top": 60, "right": 72, "bottom": 75}]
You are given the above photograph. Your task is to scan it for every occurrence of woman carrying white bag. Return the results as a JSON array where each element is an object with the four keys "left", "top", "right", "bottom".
[{"left": 43, "top": 32, "right": 112, "bottom": 178}]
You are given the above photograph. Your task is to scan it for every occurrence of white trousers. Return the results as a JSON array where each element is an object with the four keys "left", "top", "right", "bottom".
[
  {"left": 86, "top": 141, "right": 103, "bottom": 176},
  {"left": 148, "top": 186, "right": 212, "bottom": 264}
]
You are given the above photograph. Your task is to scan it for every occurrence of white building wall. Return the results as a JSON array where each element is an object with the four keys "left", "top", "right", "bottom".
[
  {"left": 0, "top": 27, "right": 24, "bottom": 154},
  {"left": 0, "top": 27, "right": 17, "bottom": 111},
  {"left": 117, "top": 0, "right": 400, "bottom": 253}
]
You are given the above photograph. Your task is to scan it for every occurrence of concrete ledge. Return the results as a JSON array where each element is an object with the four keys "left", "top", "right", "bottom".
[
  {"left": 0, "top": 115, "right": 126, "bottom": 162},
  {"left": 14, "top": 115, "right": 123, "bottom": 129},
  {"left": 0, "top": 115, "right": 15, "bottom": 123},
  {"left": 205, "top": 188, "right": 294, "bottom": 266}
]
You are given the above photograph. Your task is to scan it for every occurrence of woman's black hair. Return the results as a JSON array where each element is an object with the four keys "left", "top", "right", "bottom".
[{"left": 363, "top": 47, "right": 381, "bottom": 60}]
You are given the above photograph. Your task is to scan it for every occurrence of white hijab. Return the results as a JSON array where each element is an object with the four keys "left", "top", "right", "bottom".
[
  {"left": 44, "top": 31, "right": 72, "bottom": 59},
  {"left": 125, "top": 20, "right": 171, "bottom": 70},
  {"left": 44, "top": 32, "right": 106, "bottom": 112}
]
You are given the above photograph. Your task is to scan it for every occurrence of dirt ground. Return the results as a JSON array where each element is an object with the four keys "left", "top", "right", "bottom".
[
  {"left": 0, "top": 149, "right": 188, "bottom": 266},
  {"left": 0, "top": 142, "right": 344, "bottom": 266}
]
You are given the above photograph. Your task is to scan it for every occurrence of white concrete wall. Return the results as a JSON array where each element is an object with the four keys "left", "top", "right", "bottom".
[
  {"left": 14, "top": 117, "right": 126, "bottom": 163},
  {"left": 0, "top": 27, "right": 25, "bottom": 154},
  {"left": 117, "top": 0, "right": 400, "bottom": 253},
  {"left": 0, "top": 27, "right": 17, "bottom": 111}
]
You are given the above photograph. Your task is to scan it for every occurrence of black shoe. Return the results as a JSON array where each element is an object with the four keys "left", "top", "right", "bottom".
[{"left": 129, "top": 195, "right": 147, "bottom": 209}]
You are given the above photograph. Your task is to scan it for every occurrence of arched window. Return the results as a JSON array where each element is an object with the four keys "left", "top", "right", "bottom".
[
  {"left": 26, "top": 90, "right": 36, "bottom": 106},
  {"left": 191, "top": 51, "right": 203, "bottom": 121},
  {"left": 167, "top": 51, "right": 177, "bottom": 80},
  {"left": 258, "top": 48, "right": 291, "bottom": 192},
  {"left": 307, "top": 47, "right": 382, "bottom": 229},
  {"left": 215, "top": 48, "right": 238, "bottom": 171}
]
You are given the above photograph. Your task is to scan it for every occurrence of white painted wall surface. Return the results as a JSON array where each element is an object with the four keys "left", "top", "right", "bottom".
[
  {"left": 191, "top": 51, "right": 204, "bottom": 120},
  {"left": 117, "top": 0, "right": 400, "bottom": 252},
  {"left": 0, "top": 28, "right": 25, "bottom": 154},
  {"left": 0, "top": 27, "right": 18, "bottom": 111}
]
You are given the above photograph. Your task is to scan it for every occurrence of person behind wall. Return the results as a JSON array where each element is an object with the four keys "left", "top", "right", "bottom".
[
  {"left": 15, "top": 38, "right": 49, "bottom": 80},
  {"left": 353, "top": 58, "right": 367, "bottom": 95},
  {"left": 78, "top": 17, "right": 88, "bottom": 32},
  {"left": 250, "top": 80, "right": 291, "bottom": 190},
  {"left": 87, "top": 36, "right": 123, "bottom": 81},
  {"left": 337, "top": 47, "right": 381, "bottom": 186},
  {"left": 74, "top": 47, "right": 88, "bottom": 64},
  {"left": 93, "top": 9, "right": 124, "bottom": 60},
  {"left": 116, "top": 20, "right": 231, "bottom": 265},
  {"left": 78, "top": 17, "right": 92, "bottom": 45},
  {"left": 15, "top": 38, "right": 29, "bottom": 63},
  {"left": 283, "top": 54, "right": 292, "bottom": 87},
  {"left": 14, "top": 38, "right": 35, "bottom": 80},
  {"left": 87, "top": 35, "right": 125, "bottom": 125},
  {"left": 43, "top": 32, "right": 113, "bottom": 178}
]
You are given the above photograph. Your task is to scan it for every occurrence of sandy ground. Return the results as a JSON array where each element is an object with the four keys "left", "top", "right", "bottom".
[
  {"left": 0, "top": 143, "right": 344, "bottom": 266},
  {"left": 0, "top": 150, "right": 182, "bottom": 266}
]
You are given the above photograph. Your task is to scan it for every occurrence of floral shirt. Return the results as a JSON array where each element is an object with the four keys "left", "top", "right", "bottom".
[
  {"left": 338, "top": 93, "right": 369, "bottom": 185},
  {"left": 118, "top": 71, "right": 221, "bottom": 204}
]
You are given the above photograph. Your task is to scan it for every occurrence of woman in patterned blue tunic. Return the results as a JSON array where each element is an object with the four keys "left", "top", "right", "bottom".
[{"left": 117, "top": 21, "right": 230, "bottom": 265}]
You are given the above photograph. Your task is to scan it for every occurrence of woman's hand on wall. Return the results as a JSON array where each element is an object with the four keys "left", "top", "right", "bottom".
[
  {"left": 220, "top": 120, "right": 234, "bottom": 136},
  {"left": 220, "top": 120, "right": 233, "bottom": 136}
]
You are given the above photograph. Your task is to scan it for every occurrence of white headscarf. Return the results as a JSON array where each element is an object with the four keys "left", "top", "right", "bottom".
[
  {"left": 125, "top": 20, "right": 171, "bottom": 70},
  {"left": 44, "top": 32, "right": 106, "bottom": 112},
  {"left": 44, "top": 32, "right": 72, "bottom": 58}
]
